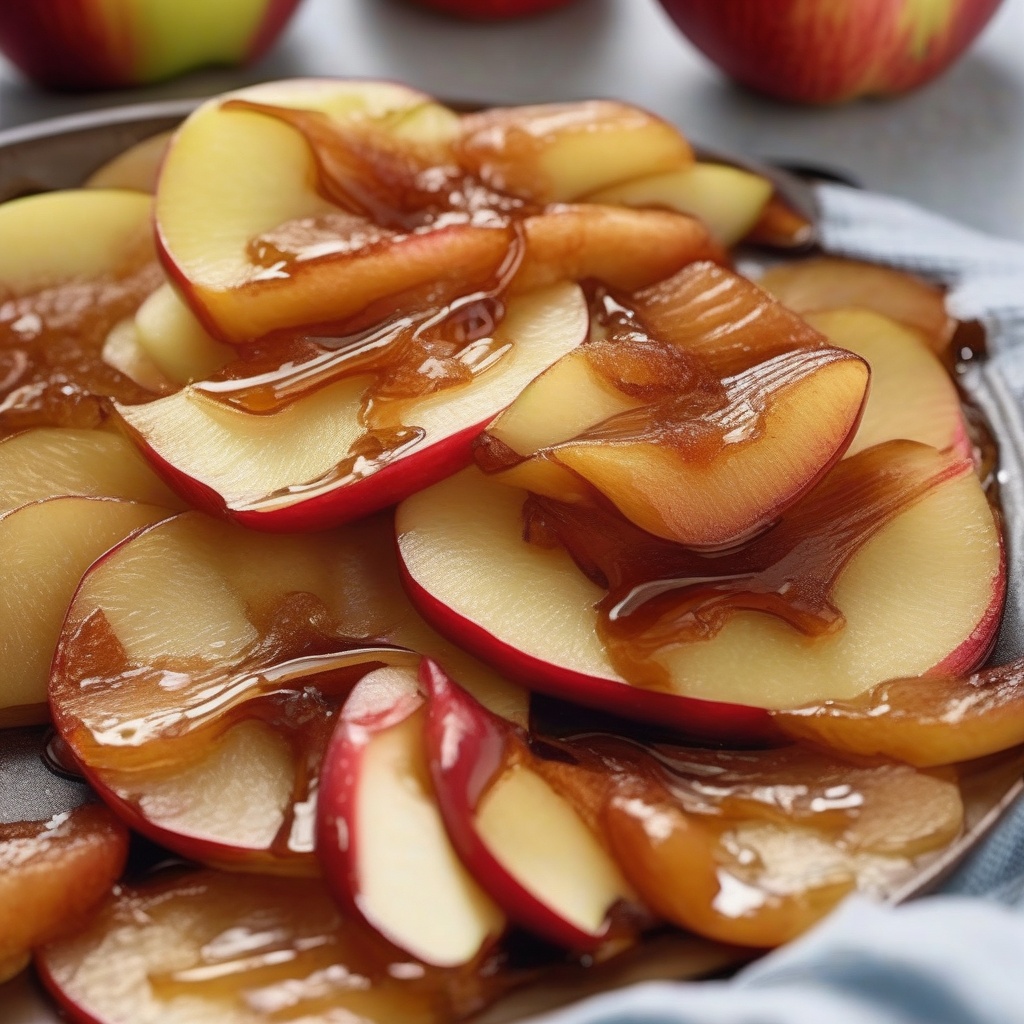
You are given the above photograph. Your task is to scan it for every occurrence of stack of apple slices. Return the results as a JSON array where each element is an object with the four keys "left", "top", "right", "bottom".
[{"left": 1, "top": 78, "right": 1023, "bottom": 1024}]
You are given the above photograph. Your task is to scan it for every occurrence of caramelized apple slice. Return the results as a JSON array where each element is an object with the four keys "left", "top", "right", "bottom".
[
  {"left": 630, "top": 260, "right": 830, "bottom": 376},
  {"left": 758, "top": 257, "right": 956, "bottom": 352},
  {"left": 38, "top": 868, "right": 505, "bottom": 1024},
  {"left": 546, "top": 347, "right": 869, "bottom": 548},
  {"left": 0, "top": 189, "right": 163, "bottom": 431},
  {"left": 773, "top": 660, "right": 1024, "bottom": 767},
  {"left": 455, "top": 101, "right": 693, "bottom": 203},
  {"left": 0, "top": 497, "right": 171, "bottom": 725},
  {"left": 397, "top": 442, "right": 1003, "bottom": 736},
  {"left": 118, "top": 283, "right": 588, "bottom": 531},
  {"left": 531, "top": 733, "right": 963, "bottom": 947},
  {"left": 587, "top": 162, "right": 773, "bottom": 246},
  {"left": 50, "top": 510, "right": 524, "bottom": 872},
  {"left": 1, "top": 805, "right": 128, "bottom": 983},
  {"left": 155, "top": 79, "right": 512, "bottom": 341},
  {"left": 514, "top": 205, "right": 720, "bottom": 294},
  {"left": 318, "top": 665, "right": 506, "bottom": 966},
  {"left": 421, "top": 659, "right": 634, "bottom": 951},
  {"left": 803, "top": 308, "right": 970, "bottom": 457}
]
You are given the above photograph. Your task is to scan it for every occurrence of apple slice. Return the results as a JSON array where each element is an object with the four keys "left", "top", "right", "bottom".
[
  {"left": 101, "top": 319, "right": 177, "bottom": 394},
  {"left": 772, "top": 658, "right": 1024, "bottom": 767},
  {"left": 803, "top": 307, "right": 970, "bottom": 458},
  {"left": 629, "top": 260, "right": 830, "bottom": 376},
  {"left": 38, "top": 868, "right": 504, "bottom": 1024},
  {"left": 0, "top": 428, "right": 185, "bottom": 514},
  {"left": 586, "top": 161, "right": 773, "bottom": 246},
  {"left": 0, "top": 189, "right": 164, "bottom": 431},
  {"left": 318, "top": 664, "right": 506, "bottom": 966},
  {"left": 0, "top": 804, "right": 128, "bottom": 984},
  {"left": 155, "top": 78, "right": 511, "bottom": 341},
  {"left": 397, "top": 442, "right": 1003, "bottom": 737},
  {"left": 758, "top": 256, "right": 956, "bottom": 352},
  {"left": 421, "top": 658, "right": 634, "bottom": 951},
  {"left": 117, "top": 282, "right": 588, "bottom": 531},
  {"left": 50, "top": 508, "right": 525, "bottom": 872},
  {"left": 532, "top": 733, "right": 962, "bottom": 947},
  {"left": 531, "top": 346, "right": 869, "bottom": 548},
  {"left": 0, "top": 497, "right": 171, "bottom": 726},
  {"left": 85, "top": 130, "right": 173, "bottom": 193},
  {"left": 454, "top": 100, "right": 693, "bottom": 203},
  {"left": 132, "top": 283, "right": 236, "bottom": 384}
]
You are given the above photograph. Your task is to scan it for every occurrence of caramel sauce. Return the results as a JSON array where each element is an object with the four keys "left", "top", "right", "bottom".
[
  {"left": 57, "top": 868, "right": 511, "bottom": 1023},
  {"left": 524, "top": 442, "right": 966, "bottom": 690},
  {"left": 0, "top": 248, "right": 162, "bottom": 433}
]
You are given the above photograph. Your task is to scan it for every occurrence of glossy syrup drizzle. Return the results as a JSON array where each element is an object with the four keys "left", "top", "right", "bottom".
[{"left": 524, "top": 442, "right": 967, "bottom": 690}]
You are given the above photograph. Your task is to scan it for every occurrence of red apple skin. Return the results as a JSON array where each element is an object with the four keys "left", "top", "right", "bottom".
[
  {"left": 404, "top": 0, "right": 578, "bottom": 19},
  {"left": 316, "top": 679, "right": 426, "bottom": 925},
  {"left": 119, "top": 415, "right": 487, "bottom": 534},
  {"left": 421, "top": 658, "right": 614, "bottom": 951},
  {"left": 399, "top": 561, "right": 779, "bottom": 745},
  {"left": 656, "top": 0, "right": 1005, "bottom": 103},
  {"left": 0, "top": 0, "right": 304, "bottom": 91}
]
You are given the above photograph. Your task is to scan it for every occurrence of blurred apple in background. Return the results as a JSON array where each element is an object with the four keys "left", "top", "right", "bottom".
[
  {"left": 656, "top": 0, "right": 1005, "bottom": 104},
  {"left": 0, "top": 0, "right": 305, "bottom": 91},
  {"left": 405, "top": 0, "right": 578, "bottom": 19}
]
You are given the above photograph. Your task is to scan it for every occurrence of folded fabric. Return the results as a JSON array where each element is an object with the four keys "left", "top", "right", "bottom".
[{"left": 535, "top": 183, "right": 1024, "bottom": 1024}]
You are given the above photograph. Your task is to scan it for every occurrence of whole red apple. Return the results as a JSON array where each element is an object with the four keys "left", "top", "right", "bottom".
[
  {"left": 0, "top": 0, "right": 305, "bottom": 91},
  {"left": 405, "top": 0, "right": 578, "bottom": 19},
  {"left": 656, "top": 0, "right": 1005, "bottom": 103}
]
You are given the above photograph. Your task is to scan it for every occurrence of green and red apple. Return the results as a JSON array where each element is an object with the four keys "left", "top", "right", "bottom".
[
  {"left": 0, "top": 0, "right": 304, "bottom": 90},
  {"left": 657, "top": 0, "right": 1005, "bottom": 103}
]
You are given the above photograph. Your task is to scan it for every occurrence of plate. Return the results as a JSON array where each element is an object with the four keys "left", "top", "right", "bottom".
[{"left": 0, "top": 98, "right": 1020, "bottom": 1024}]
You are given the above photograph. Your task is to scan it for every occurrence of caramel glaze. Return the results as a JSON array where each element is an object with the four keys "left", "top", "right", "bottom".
[
  {"left": 52, "top": 591, "right": 417, "bottom": 861},
  {"left": 0, "top": 242, "right": 162, "bottom": 433},
  {"left": 522, "top": 442, "right": 966, "bottom": 691},
  {"left": 194, "top": 101, "right": 543, "bottom": 425}
]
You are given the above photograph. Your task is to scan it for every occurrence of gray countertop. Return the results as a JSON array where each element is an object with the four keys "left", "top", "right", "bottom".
[{"left": 0, "top": 0, "right": 1022, "bottom": 240}]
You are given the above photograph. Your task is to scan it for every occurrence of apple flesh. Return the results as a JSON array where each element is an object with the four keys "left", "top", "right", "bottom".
[
  {"left": 131, "top": 283, "right": 235, "bottom": 385},
  {"left": 317, "top": 664, "right": 506, "bottom": 966},
  {"left": 0, "top": 0, "right": 304, "bottom": 90},
  {"left": 655, "top": 0, "right": 1005, "bottom": 103},
  {"left": 0, "top": 496, "right": 170, "bottom": 726},
  {"left": 37, "top": 868, "right": 502, "bottom": 1024},
  {"left": 586, "top": 161, "right": 773, "bottom": 247},
  {"left": 803, "top": 308, "right": 970, "bottom": 458},
  {"left": 421, "top": 659, "right": 634, "bottom": 950},
  {"left": 397, "top": 441, "right": 1003, "bottom": 735},
  {"left": 0, "top": 804, "right": 128, "bottom": 984},
  {"left": 758, "top": 257, "right": 956, "bottom": 353},
  {"left": 0, "top": 428, "right": 184, "bottom": 515},
  {"left": 117, "top": 282, "right": 589, "bottom": 531}
]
